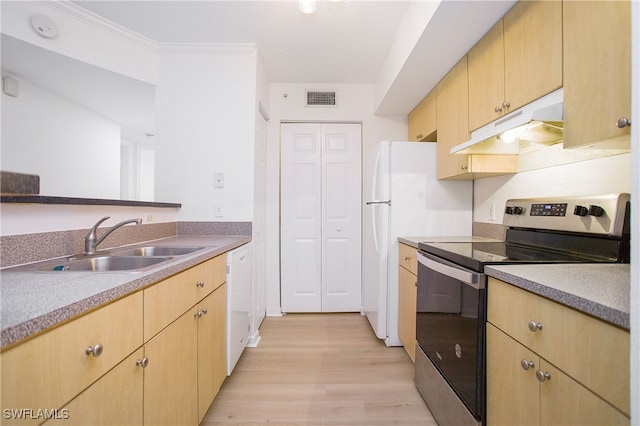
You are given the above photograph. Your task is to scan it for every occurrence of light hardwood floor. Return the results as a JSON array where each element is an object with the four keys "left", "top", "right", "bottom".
[{"left": 200, "top": 313, "right": 436, "bottom": 425}]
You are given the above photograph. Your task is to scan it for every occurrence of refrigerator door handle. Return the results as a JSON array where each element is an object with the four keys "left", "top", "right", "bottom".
[{"left": 366, "top": 200, "right": 391, "bottom": 205}]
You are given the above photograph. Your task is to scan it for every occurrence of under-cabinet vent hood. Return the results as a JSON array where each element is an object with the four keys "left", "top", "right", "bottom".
[{"left": 451, "top": 88, "right": 564, "bottom": 155}]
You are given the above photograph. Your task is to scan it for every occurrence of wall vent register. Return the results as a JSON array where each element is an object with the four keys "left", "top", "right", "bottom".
[{"left": 305, "top": 90, "right": 337, "bottom": 107}]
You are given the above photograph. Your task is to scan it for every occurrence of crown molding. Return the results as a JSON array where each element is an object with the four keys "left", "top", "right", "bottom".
[
  {"left": 41, "top": 0, "right": 159, "bottom": 52},
  {"left": 159, "top": 43, "right": 257, "bottom": 55}
]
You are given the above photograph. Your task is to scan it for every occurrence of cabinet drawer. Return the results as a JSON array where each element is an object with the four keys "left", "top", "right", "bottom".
[
  {"left": 399, "top": 243, "right": 417, "bottom": 275},
  {"left": 144, "top": 255, "right": 225, "bottom": 340},
  {"left": 1, "top": 292, "right": 143, "bottom": 424},
  {"left": 488, "top": 277, "right": 629, "bottom": 416}
]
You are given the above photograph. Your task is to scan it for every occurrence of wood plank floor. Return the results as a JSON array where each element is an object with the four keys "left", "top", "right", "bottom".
[{"left": 200, "top": 313, "right": 437, "bottom": 425}]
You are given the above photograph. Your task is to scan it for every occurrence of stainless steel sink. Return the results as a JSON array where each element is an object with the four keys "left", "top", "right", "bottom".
[
  {"left": 115, "top": 246, "right": 205, "bottom": 257},
  {"left": 20, "top": 255, "right": 173, "bottom": 272}
]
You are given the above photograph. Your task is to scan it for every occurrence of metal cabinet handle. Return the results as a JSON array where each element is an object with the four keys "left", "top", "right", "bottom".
[
  {"left": 461, "top": 164, "right": 468, "bottom": 171},
  {"left": 404, "top": 256, "right": 411, "bottom": 261},
  {"left": 528, "top": 321, "right": 543, "bottom": 332},
  {"left": 520, "top": 359, "right": 535, "bottom": 370},
  {"left": 196, "top": 281, "right": 205, "bottom": 288},
  {"left": 495, "top": 106, "right": 503, "bottom": 113},
  {"left": 617, "top": 117, "right": 631, "bottom": 128},
  {"left": 536, "top": 370, "right": 551, "bottom": 382},
  {"left": 416, "top": 133, "right": 424, "bottom": 140},
  {"left": 136, "top": 357, "right": 149, "bottom": 368},
  {"left": 85, "top": 343, "right": 103, "bottom": 358},
  {"left": 502, "top": 101, "right": 510, "bottom": 109},
  {"left": 194, "top": 308, "right": 208, "bottom": 318}
]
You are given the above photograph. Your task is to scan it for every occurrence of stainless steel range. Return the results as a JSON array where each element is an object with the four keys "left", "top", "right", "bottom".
[{"left": 414, "top": 193, "right": 630, "bottom": 426}]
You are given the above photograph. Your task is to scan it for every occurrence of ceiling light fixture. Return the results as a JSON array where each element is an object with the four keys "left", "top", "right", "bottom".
[{"left": 299, "top": 0, "right": 317, "bottom": 14}]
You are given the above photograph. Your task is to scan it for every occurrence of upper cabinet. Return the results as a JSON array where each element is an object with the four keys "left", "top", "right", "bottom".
[
  {"left": 468, "top": 0, "right": 562, "bottom": 131},
  {"left": 563, "top": 0, "right": 631, "bottom": 149},
  {"left": 408, "top": 89, "right": 437, "bottom": 142},
  {"left": 436, "top": 56, "right": 518, "bottom": 180}
]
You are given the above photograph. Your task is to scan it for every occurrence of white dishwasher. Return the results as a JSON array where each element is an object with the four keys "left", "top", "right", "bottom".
[{"left": 226, "top": 243, "right": 252, "bottom": 375}]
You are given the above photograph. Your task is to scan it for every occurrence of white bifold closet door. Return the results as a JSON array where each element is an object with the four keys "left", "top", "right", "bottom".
[{"left": 280, "top": 122, "right": 362, "bottom": 313}]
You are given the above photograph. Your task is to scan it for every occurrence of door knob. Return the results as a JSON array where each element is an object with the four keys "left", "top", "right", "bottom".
[{"left": 85, "top": 343, "right": 103, "bottom": 358}]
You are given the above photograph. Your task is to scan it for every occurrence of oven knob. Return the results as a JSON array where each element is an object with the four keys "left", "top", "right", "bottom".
[
  {"left": 505, "top": 206, "right": 514, "bottom": 215},
  {"left": 588, "top": 205, "right": 605, "bottom": 217},
  {"left": 512, "top": 206, "right": 523, "bottom": 215},
  {"left": 573, "top": 205, "right": 589, "bottom": 217}
]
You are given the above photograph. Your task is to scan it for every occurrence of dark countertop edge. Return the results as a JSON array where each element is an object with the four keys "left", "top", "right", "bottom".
[
  {"left": 1, "top": 194, "right": 181, "bottom": 208},
  {"left": 1, "top": 235, "right": 250, "bottom": 349},
  {"left": 485, "top": 266, "right": 630, "bottom": 330}
]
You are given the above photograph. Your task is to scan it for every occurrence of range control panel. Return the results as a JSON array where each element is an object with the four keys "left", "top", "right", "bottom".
[{"left": 502, "top": 193, "right": 629, "bottom": 236}]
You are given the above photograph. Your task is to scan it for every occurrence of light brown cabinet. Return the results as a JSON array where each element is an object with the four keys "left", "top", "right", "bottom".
[
  {"left": 1, "top": 255, "right": 228, "bottom": 426},
  {"left": 398, "top": 243, "right": 417, "bottom": 361},
  {"left": 487, "top": 277, "right": 630, "bottom": 424},
  {"left": 563, "top": 0, "right": 631, "bottom": 149},
  {"left": 1, "top": 292, "right": 143, "bottom": 426},
  {"left": 468, "top": 0, "right": 562, "bottom": 132},
  {"left": 436, "top": 56, "right": 517, "bottom": 180},
  {"left": 408, "top": 90, "right": 437, "bottom": 142}
]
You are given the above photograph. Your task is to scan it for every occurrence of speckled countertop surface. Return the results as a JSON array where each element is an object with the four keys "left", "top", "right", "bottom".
[
  {"left": 485, "top": 264, "right": 630, "bottom": 330},
  {"left": 0, "top": 235, "right": 250, "bottom": 349}
]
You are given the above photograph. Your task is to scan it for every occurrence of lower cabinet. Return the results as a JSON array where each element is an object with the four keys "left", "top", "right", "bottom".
[
  {"left": 398, "top": 243, "right": 417, "bottom": 361},
  {"left": 487, "top": 277, "right": 630, "bottom": 425},
  {"left": 1, "top": 255, "right": 227, "bottom": 426}
]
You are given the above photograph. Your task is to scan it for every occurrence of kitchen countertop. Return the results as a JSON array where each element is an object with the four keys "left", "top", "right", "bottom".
[
  {"left": 0, "top": 235, "right": 250, "bottom": 349},
  {"left": 399, "top": 236, "right": 500, "bottom": 248},
  {"left": 486, "top": 264, "right": 630, "bottom": 330}
]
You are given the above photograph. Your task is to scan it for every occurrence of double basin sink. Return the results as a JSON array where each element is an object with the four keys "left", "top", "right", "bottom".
[{"left": 13, "top": 246, "right": 206, "bottom": 273}]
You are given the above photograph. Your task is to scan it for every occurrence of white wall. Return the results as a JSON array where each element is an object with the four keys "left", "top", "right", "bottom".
[
  {"left": 265, "top": 82, "right": 407, "bottom": 316},
  {"left": 154, "top": 46, "right": 257, "bottom": 221},
  {"left": 474, "top": 153, "right": 632, "bottom": 224},
  {"left": 1, "top": 75, "right": 121, "bottom": 199},
  {"left": 1, "top": 1, "right": 158, "bottom": 85}
]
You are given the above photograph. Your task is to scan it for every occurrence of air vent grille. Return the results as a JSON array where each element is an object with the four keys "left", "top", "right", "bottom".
[{"left": 306, "top": 90, "right": 337, "bottom": 107}]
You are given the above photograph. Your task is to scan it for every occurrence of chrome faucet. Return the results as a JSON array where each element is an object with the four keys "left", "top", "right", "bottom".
[{"left": 84, "top": 216, "right": 142, "bottom": 255}]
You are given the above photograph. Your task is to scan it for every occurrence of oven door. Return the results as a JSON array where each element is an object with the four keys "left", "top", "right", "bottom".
[{"left": 416, "top": 251, "right": 486, "bottom": 420}]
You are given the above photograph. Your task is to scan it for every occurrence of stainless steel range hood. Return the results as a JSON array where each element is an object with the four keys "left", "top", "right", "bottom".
[{"left": 451, "top": 88, "right": 564, "bottom": 155}]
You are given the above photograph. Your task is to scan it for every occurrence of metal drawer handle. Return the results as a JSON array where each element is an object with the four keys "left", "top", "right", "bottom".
[
  {"left": 85, "top": 343, "right": 103, "bottom": 358},
  {"left": 536, "top": 370, "right": 551, "bottom": 383},
  {"left": 528, "top": 321, "right": 543, "bottom": 332},
  {"left": 136, "top": 357, "right": 149, "bottom": 368},
  {"left": 617, "top": 117, "right": 631, "bottom": 128},
  {"left": 194, "top": 308, "right": 208, "bottom": 318},
  {"left": 404, "top": 256, "right": 411, "bottom": 261},
  {"left": 520, "top": 359, "right": 535, "bottom": 370},
  {"left": 196, "top": 280, "right": 205, "bottom": 288}
]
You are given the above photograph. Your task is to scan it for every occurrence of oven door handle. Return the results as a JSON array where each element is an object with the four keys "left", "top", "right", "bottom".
[{"left": 417, "top": 252, "right": 484, "bottom": 290}]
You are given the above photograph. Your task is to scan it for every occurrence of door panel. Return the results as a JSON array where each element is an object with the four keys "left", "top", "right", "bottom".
[
  {"left": 281, "top": 122, "right": 361, "bottom": 313},
  {"left": 281, "top": 124, "right": 322, "bottom": 312}
]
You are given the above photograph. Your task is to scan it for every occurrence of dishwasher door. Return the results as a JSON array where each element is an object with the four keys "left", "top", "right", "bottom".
[{"left": 226, "top": 243, "right": 252, "bottom": 375}]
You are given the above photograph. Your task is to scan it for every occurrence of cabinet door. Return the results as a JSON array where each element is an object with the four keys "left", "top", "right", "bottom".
[
  {"left": 468, "top": 20, "right": 505, "bottom": 131},
  {"left": 45, "top": 349, "right": 144, "bottom": 426},
  {"left": 197, "top": 283, "right": 227, "bottom": 422},
  {"left": 398, "top": 265, "right": 417, "bottom": 361},
  {"left": 144, "top": 256, "right": 224, "bottom": 340},
  {"left": 408, "top": 91, "right": 437, "bottom": 142},
  {"left": 563, "top": 0, "right": 631, "bottom": 149},
  {"left": 503, "top": 0, "right": 562, "bottom": 111},
  {"left": 486, "top": 324, "right": 539, "bottom": 426},
  {"left": 144, "top": 310, "right": 198, "bottom": 426},
  {"left": 539, "top": 360, "right": 629, "bottom": 425},
  {"left": 1, "top": 293, "right": 143, "bottom": 424},
  {"left": 436, "top": 56, "right": 470, "bottom": 179}
]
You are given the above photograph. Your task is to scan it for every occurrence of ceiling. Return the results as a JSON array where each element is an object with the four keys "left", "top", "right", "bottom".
[{"left": 72, "top": 0, "right": 410, "bottom": 85}]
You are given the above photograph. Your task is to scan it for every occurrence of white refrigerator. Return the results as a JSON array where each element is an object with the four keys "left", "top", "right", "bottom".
[{"left": 363, "top": 141, "right": 473, "bottom": 346}]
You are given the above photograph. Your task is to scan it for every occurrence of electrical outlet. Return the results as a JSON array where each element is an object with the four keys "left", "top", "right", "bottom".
[
  {"left": 214, "top": 204, "right": 224, "bottom": 217},
  {"left": 488, "top": 201, "right": 496, "bottom": 222},
  {"left": 146, "top": 214, "right": 153, "bottom": 222},
  {"left": 214, "top": 172, "right": 224, "bottom": 188}
]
